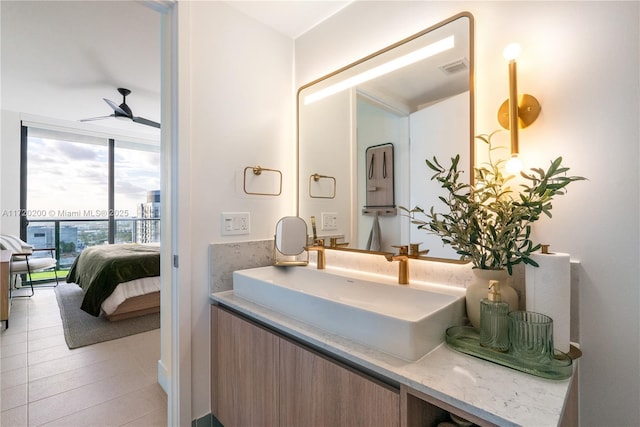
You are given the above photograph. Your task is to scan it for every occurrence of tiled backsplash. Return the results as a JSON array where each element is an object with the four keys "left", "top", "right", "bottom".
[{"left": 209, "top": 239, "right": 273, "bottom": 293}]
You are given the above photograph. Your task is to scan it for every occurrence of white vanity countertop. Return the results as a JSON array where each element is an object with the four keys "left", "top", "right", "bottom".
[{"left": 210, "top": 291, "right": 576, "bottom": 427}]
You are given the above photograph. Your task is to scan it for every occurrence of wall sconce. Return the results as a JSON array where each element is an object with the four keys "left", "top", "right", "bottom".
[{"left": 497, "top": 43, "right": 541, "bottom": 173}]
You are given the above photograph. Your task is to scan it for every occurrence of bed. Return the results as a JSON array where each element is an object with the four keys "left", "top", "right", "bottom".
[{"left": 65, "top": 243, "right": 160, "bottom": 321}]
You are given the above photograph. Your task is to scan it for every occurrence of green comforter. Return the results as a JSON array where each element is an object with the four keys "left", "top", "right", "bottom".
[{"left": 66, "top": 244, "right": 160, "bottom": 316}]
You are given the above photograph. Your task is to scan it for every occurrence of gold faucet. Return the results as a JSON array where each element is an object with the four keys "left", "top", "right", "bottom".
[
  {"left": 409, "top": 243, "right": 430, "bottom": 258},
  {"left": 385, "top": 245, "right": 409, "bottom": 284},
  {"left": 305, "top": 238, "right": 326, "bottom": 269},
  {"left": 329, "top": 237, "right": 349, "bottom": 248}
]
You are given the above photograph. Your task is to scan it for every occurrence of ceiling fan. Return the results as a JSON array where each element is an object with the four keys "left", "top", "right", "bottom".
[{"left": 81, "top": 87, "right": 160, "bottom": 129}]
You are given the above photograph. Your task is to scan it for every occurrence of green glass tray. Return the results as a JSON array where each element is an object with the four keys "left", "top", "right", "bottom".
[{"left": 445, "top": 326, "right": 573, "bottom": 380}]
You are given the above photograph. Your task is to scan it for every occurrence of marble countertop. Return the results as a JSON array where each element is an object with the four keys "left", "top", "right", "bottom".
[{"left": 210, "top": 290, "right": 576, "bottom": 427}]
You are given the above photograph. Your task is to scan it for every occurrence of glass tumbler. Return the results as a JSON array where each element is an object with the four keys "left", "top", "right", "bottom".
[{"left": 508, "top": 311, "right": 554, "bottom": 363}]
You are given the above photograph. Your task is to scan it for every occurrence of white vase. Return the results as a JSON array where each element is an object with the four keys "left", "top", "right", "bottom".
[{"left": 466, "top": 269, "right": 518, "bottom": 329}]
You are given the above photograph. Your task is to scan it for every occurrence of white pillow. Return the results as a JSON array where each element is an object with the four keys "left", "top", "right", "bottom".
[{"left": 0, "top": 235, "right": 34, "bottom": 254}]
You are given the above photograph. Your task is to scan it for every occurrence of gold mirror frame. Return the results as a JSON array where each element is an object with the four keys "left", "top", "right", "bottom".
[{"left": 296, "top": 12, "right": 474, "bottom": 261}]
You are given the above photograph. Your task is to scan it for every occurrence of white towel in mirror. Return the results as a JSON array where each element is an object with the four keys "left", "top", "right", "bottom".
[{"left": 366, "top": 211, "right": 382, "bottom": 251}]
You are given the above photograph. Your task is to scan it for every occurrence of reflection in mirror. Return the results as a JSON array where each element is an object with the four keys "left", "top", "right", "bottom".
[
  {"left": 298, "top": 13, "right": 474, "bottom": 260},
  {"left": 274, "top": 216, "right": 309, "bottom": 266}
]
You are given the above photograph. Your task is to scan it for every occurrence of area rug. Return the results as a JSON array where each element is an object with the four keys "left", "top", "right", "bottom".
[{"left": 55, "top": 283, "right": 160, "bottom": 349}]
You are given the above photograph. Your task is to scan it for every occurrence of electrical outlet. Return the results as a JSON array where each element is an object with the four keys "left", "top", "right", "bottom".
[
  {"left": 321, "top": 212, "right": 338, "bottom": 231},
  {"left": 221, "top": 212, "right": 250, "bottom": 235}
]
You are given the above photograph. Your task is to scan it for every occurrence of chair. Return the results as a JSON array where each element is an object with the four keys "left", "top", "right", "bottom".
[{"left": 0, "top": 235, "right": 59, "bottom": 297}]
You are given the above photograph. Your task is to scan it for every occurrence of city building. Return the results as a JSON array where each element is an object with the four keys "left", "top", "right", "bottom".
[{"left": 136, "top": 190, "right": 160, "bottom": 243}]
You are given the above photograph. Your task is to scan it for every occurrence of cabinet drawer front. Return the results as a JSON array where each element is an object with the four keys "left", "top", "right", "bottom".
[
  {"left": 212, "top": 306, "right": 279, "bottom": 427},
  {"left": 212, "top": 305, "right": 400, "bottom": 427},
  {"left": 280, "top": 338, "right": 400, "bottom": 427}
]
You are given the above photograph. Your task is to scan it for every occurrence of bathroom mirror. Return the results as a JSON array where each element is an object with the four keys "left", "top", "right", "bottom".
[
  {"left": 274, "top": 216, "right": 309, "bottom": 266},
  {"left": 297, "top": 12, "right": 474, "bottom": 259},
  {"left": 275, "top": 216, "right": 308, "bottom": 255}
]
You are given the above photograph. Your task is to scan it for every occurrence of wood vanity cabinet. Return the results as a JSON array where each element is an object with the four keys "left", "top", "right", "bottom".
[
  {"left": 279, "top": 337, "right": 399, "bottom": 426},
  {"left": 211, "top": 305, "right": 279, "bottom": 426},
  {"left": 211, "top": 304, "right": 577, "bottom": 427},
  {"left": 1, "top": 250, "right": 11, "bottom": 327},
  {"left": 211, "top": 305, "right": 400, "bottom": 427}
]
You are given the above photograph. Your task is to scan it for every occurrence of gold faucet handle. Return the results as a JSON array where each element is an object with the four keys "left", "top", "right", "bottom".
[
  {"left": 329, "top": 237, "right": 349, "bottom": 248},
  {"left": 304, "top": 238, "right": 324, "bottom": 251},
  {"left": 409, "top": 242, "right": 430, "bottom": 257},
  {"left": 392, "top": 245, "right": 409, "bottom": 256}
]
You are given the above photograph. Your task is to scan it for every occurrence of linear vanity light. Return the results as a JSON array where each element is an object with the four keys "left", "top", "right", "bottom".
[
  {"left": 304, "top": 35, "right": 455, "bottom": 105},
  {"left": 497, "top": 43, "right": 541, "bottom": 174}
]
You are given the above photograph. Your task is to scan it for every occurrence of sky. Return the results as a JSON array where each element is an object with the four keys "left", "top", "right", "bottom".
[{"left": 26, "top": 137, "right": 160, "bottom": 219}]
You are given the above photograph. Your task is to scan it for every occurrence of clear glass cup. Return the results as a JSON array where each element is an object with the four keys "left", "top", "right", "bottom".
[
  {"left": 508, "top": 311, "right": 554, "bottom": 363},
  {"left": 480, "top": 299, "right": 509, "bottom": 352}
]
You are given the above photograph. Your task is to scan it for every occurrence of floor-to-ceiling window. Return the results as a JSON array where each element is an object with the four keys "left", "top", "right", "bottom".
[
  {"left": 21, "top": 124, "right": 160, "bottom": 279},
  {"left": 114, "top": 140, "right": 161, "bottom": 244}
]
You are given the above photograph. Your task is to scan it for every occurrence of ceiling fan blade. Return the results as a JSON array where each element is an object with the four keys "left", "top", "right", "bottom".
[
  {"left": 103, "top": 98, "right": 129, "bottom": 116},
  {"left": 132, "top": 116, "right": 161, "bottom": 129},
  {"left": 80, "top": 114, "right": 115, "bottom": 122}
]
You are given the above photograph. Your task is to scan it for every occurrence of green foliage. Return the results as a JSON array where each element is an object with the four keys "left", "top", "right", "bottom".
[
  {"left": 60, "top": 241, "right": 76, "bottom": 253},
  {"left": 28, "top": 269, "right": 69, "bottom": 281},
  {"left": 402, "top": 131, "right": 586, "bottom": 274}
]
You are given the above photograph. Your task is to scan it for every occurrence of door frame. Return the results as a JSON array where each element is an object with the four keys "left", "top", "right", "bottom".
[{"left": 150, "top": 0, "right": 192, "bottom": 425}]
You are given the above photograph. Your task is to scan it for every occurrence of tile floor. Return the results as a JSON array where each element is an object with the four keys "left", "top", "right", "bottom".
[{"left": 1, "top": 286, "right": 167, "bottom": 426}]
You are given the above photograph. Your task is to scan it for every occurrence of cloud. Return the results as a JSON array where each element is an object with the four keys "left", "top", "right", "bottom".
[
  {"left": 26, "top": 136, "right": 159, "bottom": 216},
  {"left": 116, "top": 180, "right": 147, "bottom": 195},
  {"left": 55, "top": 141, "right": 104, "bottom": 161}
]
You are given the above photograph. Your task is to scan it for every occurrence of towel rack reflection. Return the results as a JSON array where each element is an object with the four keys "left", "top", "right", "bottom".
[
  {"left": 362, "top": 207, "right": 397, "bottom": 216},
  {"left": 243, "top": 165, "right": 282, "bottom": 196},
  {"left": 309, "top": 173, "right": 336, "bottom": 199}
]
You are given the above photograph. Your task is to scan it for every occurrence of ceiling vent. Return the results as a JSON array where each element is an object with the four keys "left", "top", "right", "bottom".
[{"left": 439, "top": 58, "right": 469, "bottom": 75}]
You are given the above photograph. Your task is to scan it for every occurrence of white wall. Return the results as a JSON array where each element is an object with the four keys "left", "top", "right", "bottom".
[
  {"left": 177, "top": 1, "right": 294, "bottom": 419},
  {"left": 409, "top": 92, "right": 469, "bottom": 259},
  {"left": 298, "top": 90, "right": 352, "bottom": 241},
  {"left": 296, "top": 2, "right": 639, "bottom": 425},
  {"left": 0, "top": 110, "right": 21, "bottom": 234}
]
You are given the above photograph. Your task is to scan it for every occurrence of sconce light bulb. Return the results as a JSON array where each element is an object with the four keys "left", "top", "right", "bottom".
[
  {"left": 505, "top": 155, "right": 523, "bottom": 175},
  {"left": 503, "top": 43, "right": 521, "bottom": 61}
]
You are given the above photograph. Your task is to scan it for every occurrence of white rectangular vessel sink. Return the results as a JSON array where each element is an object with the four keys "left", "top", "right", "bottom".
[{"left": 232, "top": 266, "right": 464, "bottom": 361}]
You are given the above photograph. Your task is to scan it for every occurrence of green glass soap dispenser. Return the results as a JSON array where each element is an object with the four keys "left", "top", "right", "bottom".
[{"left": 480, "top": 279, "right": 509, "bottom": 351}]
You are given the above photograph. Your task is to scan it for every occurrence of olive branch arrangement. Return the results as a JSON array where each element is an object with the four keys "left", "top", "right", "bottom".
[{"left": 402, "top": 131, "right": 585, "bottom": 274}]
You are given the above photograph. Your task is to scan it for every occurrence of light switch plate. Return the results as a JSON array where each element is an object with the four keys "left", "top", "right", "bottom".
[
  {"left": 321, "top": 212, "right": 338, "bottom": 231},
  {"left": 221, "top": 212, "right": 250, "bottom": 235}
]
